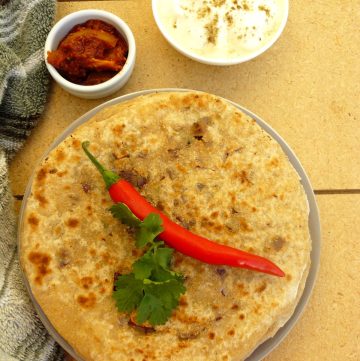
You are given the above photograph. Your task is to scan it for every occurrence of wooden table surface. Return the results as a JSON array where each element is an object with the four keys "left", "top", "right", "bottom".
[{"left": 9, "top": 1, "right": 360, "bottom": 360}]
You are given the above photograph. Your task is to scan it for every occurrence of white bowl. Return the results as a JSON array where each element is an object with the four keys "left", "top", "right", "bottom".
[
  {"left": 152, "top": 0, "right": 288, "bottom": 66},
  {"left": 44, "top": 9, "right": 136, "bottom": 99}
]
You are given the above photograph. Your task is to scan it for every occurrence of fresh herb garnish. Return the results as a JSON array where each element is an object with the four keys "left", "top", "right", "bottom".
[{"left": 110, "top": 203, "right": 186, "bottom": 326}]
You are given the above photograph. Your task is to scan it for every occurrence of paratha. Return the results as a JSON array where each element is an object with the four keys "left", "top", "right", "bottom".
[{"left": 20, "top": 91, "right": 311, "bottom": 361}]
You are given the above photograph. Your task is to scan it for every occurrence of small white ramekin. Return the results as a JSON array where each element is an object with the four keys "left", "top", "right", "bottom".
[
  {"left": 44, "top": 9, "right": 136, "bottom": 99},
  {"left": 152, "top": 0, "right": 288, "bottom": 66}
]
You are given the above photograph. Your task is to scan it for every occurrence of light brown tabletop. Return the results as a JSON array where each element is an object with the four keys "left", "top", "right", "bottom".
[{"left": 9, "top": 1, "right": 360, "bottom": 360}]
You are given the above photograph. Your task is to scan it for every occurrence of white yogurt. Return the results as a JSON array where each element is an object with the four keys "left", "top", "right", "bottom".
[{"left": 154, "top": 0, "right": 287, "bottom": 60}]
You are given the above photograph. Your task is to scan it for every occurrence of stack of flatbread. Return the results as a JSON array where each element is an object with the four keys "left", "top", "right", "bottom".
[{"left": 20, "top": 91, "right": 311, "bottom": 361}]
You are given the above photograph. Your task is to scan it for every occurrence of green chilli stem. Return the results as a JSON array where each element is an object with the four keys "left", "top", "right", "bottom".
[{"left": 82, "top": 141, "right": 120, "bottom": 189}]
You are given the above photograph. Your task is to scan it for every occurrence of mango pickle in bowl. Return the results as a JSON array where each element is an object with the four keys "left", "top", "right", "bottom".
[{"left": 44, "top": 9, "right": 136, "bottom": 99}]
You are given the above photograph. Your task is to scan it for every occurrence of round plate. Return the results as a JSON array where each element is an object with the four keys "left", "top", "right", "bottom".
[{"left": 18, "top": 89, "right": 321, "bottom": 361}]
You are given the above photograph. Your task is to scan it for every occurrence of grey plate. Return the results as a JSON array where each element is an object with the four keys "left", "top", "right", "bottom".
[{"left": 18, "top": 88, "right": 321, "bottom": 361}]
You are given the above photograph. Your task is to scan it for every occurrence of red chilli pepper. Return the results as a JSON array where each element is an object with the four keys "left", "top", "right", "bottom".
[{"left": 82, "top": 141, "right": 285, "bottom": 277}]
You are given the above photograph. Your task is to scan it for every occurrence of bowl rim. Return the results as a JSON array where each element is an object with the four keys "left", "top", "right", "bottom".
[
  {"left": 44, "top": 9, "right": 136, "bottom": 93},
  {"left": 151, "top": 0, "right": 289, "bottom": 66}
]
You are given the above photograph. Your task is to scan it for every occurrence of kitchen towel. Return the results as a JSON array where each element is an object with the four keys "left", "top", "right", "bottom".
[{"left": 0, "top": 0, "right": 64, "bottom": 360}]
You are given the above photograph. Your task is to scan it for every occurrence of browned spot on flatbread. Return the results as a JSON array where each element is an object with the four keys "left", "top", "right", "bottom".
[
  {"left": 57, "top": 170, "right": 68, "bottom": 177},
  {"left": 36, "top": 168, "right": 47, "bottom": 183},
  {"left": 191, "top": 119, "right": 207, "bottom": 139},
  {"left": 213, "top": 224, "right": 223, "bottom": 232},
  {"left": 223, "top": 160, "right": 232, "bottom": 170},
  {"left": 231, "top": 304, "right": 239, "bottom": 310},
  {"left": 28, "top": 251, "right": 52, "bottom": 285},
  {"left": 66, "top": 218, "right": 79, "bottom": 228},
  {"left": 237, "top": 283, "right": 250, "bottom": 296},
  {"left": 156, "top": 201, "right": 165, "bottom": 211},
  {"left": 240, "top": 200, "right": 249, "bottom": 208},
  {"left": 253, "top": 303, "right": 262, "bottom": 315},
  {"left": 176, "top": 164, "right": 187, "bottom": 173},
  {"left": 181, "top": 94, "right": 193, "bottom": 107},
  {"left": 72, "top": 139, "right": 81, "bottom": 149},
  {"left": 81, "top": 276, "right": 93, "bottom": 289},
  {"left": 179, "top": 296, "right": 188, "bottom": 307},
  {"left": 272, "top": 236, "right": 286, "bottom": 251},
  {"left": 239, "top": 170, "right": 252, "bottom": 185},
  {"left": 27, "top": 214, "right": 39, "bottom": 229},
  {"left": 234, "top": 111, "right": 243, "bottom": 120},
  {"left": 239, "top": 314, "right": 245, "bottom": 320},
  {"left": 210, "top": 211, "right": 219, "bottom": 219},
  {"left": 34, "top": 191, "right": 48, "bottom": 207},
  {"left": 194, "top": 94, "right": 207, "bottom": 108},
  {"left": 112, "top": 124, "right": 125, "bottom": 136},
  {"left": 177, "top": 341, "right": 189, "bottom": 349},
  {"left": 239, "top": 217, "right": 252, "bottom": 232},
  {"left": 173, "top": 310, "right": 200, "bottom": 324},
  {"left": 77, "top": 292, "right": 96, "bottom": 308},
  {"left": 227, "top": 329, "right": 235, "bottom": 336},
  {"left": 177, "top": 329, "right": 202, "bottom": 340},
  {"left": 57, "top": 248, "right": 71, "bottom": 268},
  {"left": 228, "top": 191, "right": 236, "bottom": 204},
  {"left": 201, "top": 216, "right": 213, "bottom": 227},
  {"left": 208, "top": 332, "right": 215, "bottom": 340},
  {"left": 286, "top": 274, "right": 292, "bottom": 282},
  {"left": 82, "top": 183, "right": 91, "bottom": 193},
  {"left": 55, "top": 150, "right": 66, "bottom": 162},
  {"left": 267, "top": 157, "right": 279, "bottom": 168},
  {"left": 101, "top": 252, "right": 116, "bottom": 265},
  {"left": 256, "top": 282, "right": 267, "bottom": 293},
  {"left": 71, "top": 155, "right": 81, "bottom": 162}
]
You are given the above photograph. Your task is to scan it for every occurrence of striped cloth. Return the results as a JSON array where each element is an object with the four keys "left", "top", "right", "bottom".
[{"left": 0, "top": 0, "right": 64, "bottom": 360}]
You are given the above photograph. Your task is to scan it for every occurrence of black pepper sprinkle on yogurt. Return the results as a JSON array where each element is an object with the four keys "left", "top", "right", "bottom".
[{"left": 154, "top": 0, "right": 287, "bottom": 59}]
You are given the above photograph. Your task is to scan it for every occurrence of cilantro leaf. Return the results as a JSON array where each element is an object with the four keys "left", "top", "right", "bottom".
[
  {"left": 133, "top": 252, "right": 156, "bottom": 280},
  {"left": 113, "top": 274, "right": 143, "bottom": 312},
  {"left": 145, "top": 280, "right": 186, "bottom": 309},
  {"left": 151, "top": 266, "right": 184, "bottom": 283},
  {"left": 110, "top": 204, "right": 186, "bottom": 326},
  {"left": 135, "top": 213, "right": 164, "bottom": 248},
  {"left": 154, "top": 247, "right": 173, "bottom": 269},
  {"left": 133, "top": 248, "right": 176, "bottom": 281},
  {"left": 113, "top": 273, "right": 186, "bottom": 326},
  {"left": 137, "top": 280, "right": 186, "bottom": 326},
  {"left": 136, "top": 293, "right": 172, "bottom": 326},
  {"left": 109, "top": 203, "right": 141, "bottom": 227}
]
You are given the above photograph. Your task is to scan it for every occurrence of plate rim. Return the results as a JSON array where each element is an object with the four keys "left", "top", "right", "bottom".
[{"left": 18, "top": 88, "right": 321, "bottom": 361}]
